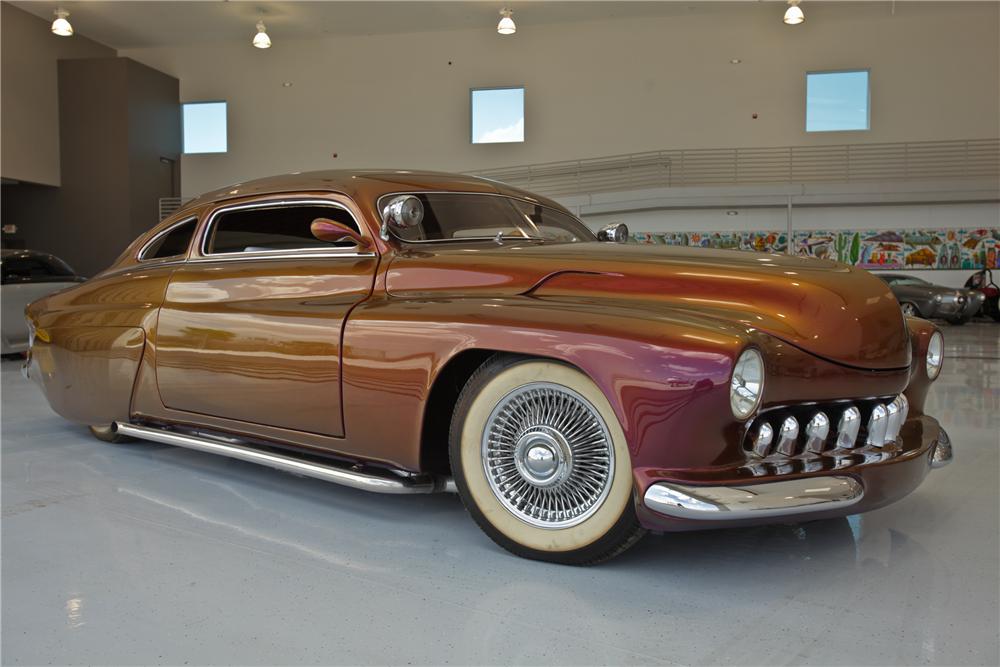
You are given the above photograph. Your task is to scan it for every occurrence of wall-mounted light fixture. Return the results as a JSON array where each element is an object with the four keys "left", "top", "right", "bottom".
[
  {"left": 253, "top": 20, "right": 271, "bottom": 49},
  {"left": 497, "top": 8, "right": 516, "bottom": 35},
  {"left": 51, "top": 8, "right": 73, "bottom": 37},
  {"left": 784, "top": 0, "right": 805, "bottom": 25}
]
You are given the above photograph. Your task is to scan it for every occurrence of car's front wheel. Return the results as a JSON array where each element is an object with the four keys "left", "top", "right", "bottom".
[
  {"left": 900, "top": 302, "right": 921, "bottom": 317},
  {"left": 449, "top": 355, "right": 645, "bottom": 564}
]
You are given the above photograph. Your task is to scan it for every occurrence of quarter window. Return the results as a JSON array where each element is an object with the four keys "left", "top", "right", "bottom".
[
  {"left": 206, "top": 204, "right": 361, "bottom": 254},
  {"left": 141, "top": 219, "right": 197, "bottom": 260}
]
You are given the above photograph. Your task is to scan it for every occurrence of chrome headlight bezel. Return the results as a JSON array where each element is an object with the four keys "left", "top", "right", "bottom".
[
  {"left": 730, "top": 348, "right": 765, "bottom": 420},
  {"left": 926, "top": 330, "right": 944, "bottom": 380}
]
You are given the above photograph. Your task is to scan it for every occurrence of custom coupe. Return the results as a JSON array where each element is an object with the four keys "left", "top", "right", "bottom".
[
  {"left": 876, "top": 273, "right": 984, "bottom": 324},
  {"left": 23, "top": 170, "right": 952, "bottom": 564}
]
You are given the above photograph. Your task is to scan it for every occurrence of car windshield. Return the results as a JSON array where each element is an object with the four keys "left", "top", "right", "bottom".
[{"left": 383, "top": 193, "right": 595, "bottom": 243}]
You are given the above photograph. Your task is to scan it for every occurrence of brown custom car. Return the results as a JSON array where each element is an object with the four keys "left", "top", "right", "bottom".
[{"left": 23, "top": 170, "right": 952, "bottom": 564}]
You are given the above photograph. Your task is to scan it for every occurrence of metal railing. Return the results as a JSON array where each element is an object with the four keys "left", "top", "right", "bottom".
[{"left": 474, "top": 138, "right": 1000, "bottom": 198}]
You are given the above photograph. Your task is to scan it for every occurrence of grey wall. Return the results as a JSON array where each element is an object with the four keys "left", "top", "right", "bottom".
[
  {"left": 0, "top": 2, "right": 116, "bottom": 186},
  {"left": 2, "top": 57, "right": 180, "bottom": 276}
]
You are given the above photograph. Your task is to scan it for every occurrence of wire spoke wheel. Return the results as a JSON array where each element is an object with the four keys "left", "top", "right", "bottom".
[{"left": 482, "top": 382, "right": 614, "bottom": 529}]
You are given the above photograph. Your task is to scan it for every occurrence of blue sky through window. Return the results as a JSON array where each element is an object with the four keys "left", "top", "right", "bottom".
[
  {"left": 472, "top": 88, "right": 524, "bottom": 144},
  {"left": 806, "top": 71, "right": 869, "bottom": 132},
  {"left": 183, "top": 102, "right": 228, "bottom": 153}
]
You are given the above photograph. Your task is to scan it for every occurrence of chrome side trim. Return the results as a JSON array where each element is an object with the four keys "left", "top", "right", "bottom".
[
  {"left": 113, "top": 423, "right": 451, "bottom": 494},
  {"left": 643, "top": 476, "right": 863, "bottom": 520},
  {"left": 931, "top": 428, "right": 953, "bottom": 469},
  {"left": 186, "top": 251, "right": 377, "bottom": 264}
]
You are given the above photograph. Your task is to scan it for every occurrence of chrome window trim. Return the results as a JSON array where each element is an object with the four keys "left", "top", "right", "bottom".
[
  {"left": 187, "top": 250, "right": 376, "bottom": 264},
  {"left": 137, "top": 215, "right": 199, "bottom": 262},
  {"left": 197, "top": 197, "right": 371, "bottom": 258},
  {"left": 374, "top": 190, "right": 596, "bottom": 245}
]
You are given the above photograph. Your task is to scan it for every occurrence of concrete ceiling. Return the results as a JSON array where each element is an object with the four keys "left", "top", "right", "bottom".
[{"left": 10, "top": 1, "right": 746, "bottom": 50}]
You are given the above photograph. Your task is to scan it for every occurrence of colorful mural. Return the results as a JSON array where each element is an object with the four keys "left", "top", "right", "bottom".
[
  {"left": 632, "top": 230, "right": 789, "bottom": 253},
  {"left": 631, "top": 227, "right": 1000, "bottom": 270}
]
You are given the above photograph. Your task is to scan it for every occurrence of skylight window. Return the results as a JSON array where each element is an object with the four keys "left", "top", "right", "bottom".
[
  {"left": 471, "top": 87, "right": 524, "bottom": 144},
  {"left": 806, "top": 70, "right": 870, "bottom": 132},
  {"left": 183, "top": 101, "right": 228, "bottom": 154}
]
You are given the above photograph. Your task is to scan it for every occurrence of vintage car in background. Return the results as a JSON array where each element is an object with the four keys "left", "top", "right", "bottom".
[
  {"left": 965, "top": 269, "right": 1000, "bottom": 321},
  {"left": 23, "top": 170, "right": 952, "bottom": 564},
  {"left": 875, "top": 273, "right": 984, "bottom": 324},
  {"left": 1, "top": 250, "right": 85, "bottom": 355}
]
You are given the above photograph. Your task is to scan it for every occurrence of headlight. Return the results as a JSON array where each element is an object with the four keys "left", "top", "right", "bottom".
[
  {"left": 730, "top": 348, "right": 765, "bottom": 419},
  {"left": 926, "top": 331, "right": 944, "bottom": 379}
]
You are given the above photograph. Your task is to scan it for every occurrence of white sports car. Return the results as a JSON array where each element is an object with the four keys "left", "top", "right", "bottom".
[{"left": 1, "top": 250, "right": 84, "bottom": 355}]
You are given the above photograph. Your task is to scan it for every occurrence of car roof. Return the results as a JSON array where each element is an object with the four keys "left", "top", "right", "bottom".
[
  {"left": 1, "top": 249, "right": 63, "bottom": 261},
  {"left": 182, "top": 169, "right": 567, "bottom": 213}
]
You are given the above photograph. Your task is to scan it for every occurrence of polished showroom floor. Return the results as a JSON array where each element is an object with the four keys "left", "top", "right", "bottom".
[{"left": 2, "top": 324, "right": 998, "bottom": 666}]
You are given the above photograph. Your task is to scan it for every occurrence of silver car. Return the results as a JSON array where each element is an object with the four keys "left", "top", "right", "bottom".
[
  {"left": 1, "top": 250, "right": 85, "bottom": 355},
  {"left": 876, "top": 273, "right": 984, "bottom": 324}
]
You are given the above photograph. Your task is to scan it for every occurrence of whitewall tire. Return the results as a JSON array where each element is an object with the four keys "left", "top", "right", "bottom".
[{"left": 449, "top": 355, "right": 645, "bottom": 564}]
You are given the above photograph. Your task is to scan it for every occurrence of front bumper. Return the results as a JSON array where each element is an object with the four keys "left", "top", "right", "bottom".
[{"left": 637, "top": 419, "right": 951, "bottom": 530}]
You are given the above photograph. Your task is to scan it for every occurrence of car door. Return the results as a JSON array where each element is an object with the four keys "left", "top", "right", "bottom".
[{"left": 153, "top": 195, "right": 377, "bottom": 437}]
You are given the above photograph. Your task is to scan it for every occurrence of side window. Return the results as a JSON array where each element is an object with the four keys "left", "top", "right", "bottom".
[
  {"left": 206, "top": 204, "right": 360, "bottom": 254},
  {"left": 142, "top": 219, "right": 197, "bottom": 260}
]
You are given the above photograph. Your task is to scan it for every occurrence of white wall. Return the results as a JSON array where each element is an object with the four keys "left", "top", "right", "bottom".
[
  {"left": 582, "top": 202, "right": 1000, "bottom": 288},
  {"left": 119, "top": 1, "right": 1000, "bottom": 198},
  {"left": 0, "top": 3, "right": 116, "bottom": 186}
]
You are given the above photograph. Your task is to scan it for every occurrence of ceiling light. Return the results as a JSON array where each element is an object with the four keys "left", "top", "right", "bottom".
[
  {"left": 253, "top": 20, "right": 271, "bottom": 49},
  {"left": 783, "top": 0, "right": 804, "bottom": 25},
  {"left": 51, "top": 8, "right": 73, "bottom": 37},
  {"left": 730, "top": 59, "right": 742, "bottom": 65},
  {"left": 497, "top": 8, "right": 516, "bottom": 35}
]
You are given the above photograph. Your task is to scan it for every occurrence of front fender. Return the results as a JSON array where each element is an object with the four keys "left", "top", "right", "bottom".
[{"left": 341, "top": 294, "right": 748, "bottom": 471}]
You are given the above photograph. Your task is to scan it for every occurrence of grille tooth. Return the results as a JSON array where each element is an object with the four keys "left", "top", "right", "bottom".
[
  {"left": 867, "top": 404, "right": 889, "bottom": 447},
  {"left": 804, "top": 412, "right": 831, "bottom": 454},
  {"left": 837, "top": 407, "right": 862, "bottom": 449},
  {"left": 775, "top": 417, "right": 800, "bottom": 456},
  {"left": 751, "top": 422, "right": 774, "bottom": 458}
]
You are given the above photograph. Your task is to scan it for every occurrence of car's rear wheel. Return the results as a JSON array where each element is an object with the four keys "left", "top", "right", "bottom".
[
  {"left": 88, "top": 424, "right": 134, "bottom": 443},
  {"left": 449, "top": 355, "right": 645, "bottom": 565},
  {"left": 900, "top": 302, "right": 921, "bottom": 317}
]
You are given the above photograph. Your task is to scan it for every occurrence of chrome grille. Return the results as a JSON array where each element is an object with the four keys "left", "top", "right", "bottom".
[{"left": 745, "top": 395, "right": 908, "bottom": 458}]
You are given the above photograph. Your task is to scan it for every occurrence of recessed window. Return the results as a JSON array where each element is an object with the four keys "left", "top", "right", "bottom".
[
  {"left": 806, "top": 70, "right": 870, "bottom": 132},
  {"left": 471, "top": 87, "right": 524, "bottom": 144},
  {"left": 206, "top": 204, "right": 359, "bottom": 254},
  {"left": 182, "top": 101, "right": 227, "bottom": 154}
]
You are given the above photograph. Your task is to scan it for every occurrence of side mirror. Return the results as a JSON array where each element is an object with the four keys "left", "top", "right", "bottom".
[
  {"left": 310, "top": 218, "right": 371, "bottom": 250},
  {"left": 380, "top": 195, "right": 424, "bottom": 240},
  {"left": 597, "top": 223, "right": 629, "bottom": 244}
]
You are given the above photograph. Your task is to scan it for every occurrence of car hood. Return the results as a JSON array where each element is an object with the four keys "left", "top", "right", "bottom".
[{"left": 386, "top": 242, "right": 911, "bottom": 370}]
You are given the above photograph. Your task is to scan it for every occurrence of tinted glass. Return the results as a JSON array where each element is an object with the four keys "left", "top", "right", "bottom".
[
  {"left": 142, "top": 219, "right": 197, "bottom": 259},
  {"left": 1, "top": 255, "right": 76, "bottom": 284},
  {"left": 389, "top": 194, "right": 593, "bottom": 243},
  {"left": 207, "top": 204, "right": 360, "bottom": 254}
]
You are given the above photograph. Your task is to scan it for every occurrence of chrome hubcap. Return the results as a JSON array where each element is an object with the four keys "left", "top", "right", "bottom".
[{"left": 482, "top": 383, "right": 614, "bottom": 529}]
